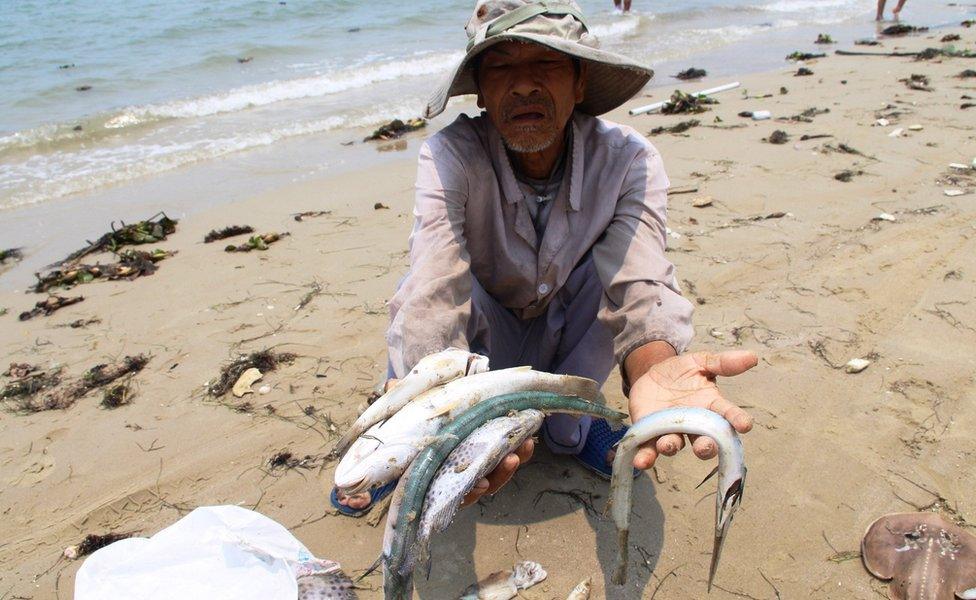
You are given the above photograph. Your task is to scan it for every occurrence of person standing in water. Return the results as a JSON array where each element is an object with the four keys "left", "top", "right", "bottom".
[
  {"left": 614, "top": 0, "right": 632, "bottom": 12},
  {"left": 876, "top": 0, "right": 907, "bottom": 20}
]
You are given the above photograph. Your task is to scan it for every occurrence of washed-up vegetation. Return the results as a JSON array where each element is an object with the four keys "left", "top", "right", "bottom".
[
  {"left": 56, "top": 213, "right": 176, "bottom": 266},
  {"left": 364, "top": 118, "right": 426, "bottom": 141},
  {"left": 19, "top": 295, "right": 85, "bottom": 320},
  {"left": 31, "top": 249, "right": 173, "bottom": 293},
  {"left": 206, "top": 350, "right": 296, "bottom": 397},
  {"left": 203, "top": 225, "right": 254, "bottom": 243},
  {"left": 661, "top": 90, "right": 718, "bottom": 114}
]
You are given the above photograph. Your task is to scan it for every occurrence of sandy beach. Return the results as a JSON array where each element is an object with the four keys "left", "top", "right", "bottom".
[{"left": 2, "top": 25, "right": 976, "bottom": 599}]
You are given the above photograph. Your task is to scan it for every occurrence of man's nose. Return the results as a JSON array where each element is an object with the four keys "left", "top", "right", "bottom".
[{"left": 508, "top": 65, "right": 542, "bottom": 97}]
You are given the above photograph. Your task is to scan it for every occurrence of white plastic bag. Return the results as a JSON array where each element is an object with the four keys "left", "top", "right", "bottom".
[{"left": 75, "top": 505, "right": 337, "bottom": 600}]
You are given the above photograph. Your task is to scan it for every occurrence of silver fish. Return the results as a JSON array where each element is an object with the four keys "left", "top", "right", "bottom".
[
  {"left": 457, "top": 561, "right": 547, "bottom": 600},
  {"left": 330, "top": 348, "right": 489, "bottom": 459},
  {"left": 609, "top": 407, "right": 746, "bottom": 590},
  {"left": 334, "top": 368, "right": 601, "bottom": 495},
  {"left": 414, "top": 409, "right": 544, "bottom": 569}
]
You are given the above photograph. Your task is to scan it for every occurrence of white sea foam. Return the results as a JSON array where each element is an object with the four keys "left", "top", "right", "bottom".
[
  {"left": 591, "top": 15, "right": 645, "bottom": 39},
  {"left": 0, "top": 103, "right": 427, "bottom": 210}
]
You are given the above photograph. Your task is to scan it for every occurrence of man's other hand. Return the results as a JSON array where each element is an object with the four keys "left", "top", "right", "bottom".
[
  {"left": 459, "top": 438, "right": 534, "bottom": 507},
  {"left": 628, "top": 350, "right": 757, "bottom": 470}
]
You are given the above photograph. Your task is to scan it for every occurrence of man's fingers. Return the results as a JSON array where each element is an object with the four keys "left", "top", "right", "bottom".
[
  {"left": 655, "top": 433, "right": 684, "bottom": 456},
  {"left": 689, "top": 434, "right": 717, "bottom": 459},
  {"left": 460, "top": 478, "right": 490, "bottom": 507},
  {"left": 384, "top": 378, "right": 400, "bottom": 392},
  {"left": 514, "top": 438, "right": 534, "bottom": 463},
  {"left": 706, "top": 395, "right": 754, "bottom": 433},
  {"left": 700, "top": 350, "right": 758, "bottom": 378},
  {"left": 633, "top": 443, "right": 658, "bottom": 470}
]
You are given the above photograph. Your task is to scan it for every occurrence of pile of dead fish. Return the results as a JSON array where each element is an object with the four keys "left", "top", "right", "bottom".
[{"left": 329, "top": 348, "right": 625, "bottom": 599}]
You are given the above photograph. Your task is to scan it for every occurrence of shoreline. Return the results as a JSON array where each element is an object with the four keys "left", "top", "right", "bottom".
[{"left": 2, "top": 22, "right": 976, "bottom": 599}]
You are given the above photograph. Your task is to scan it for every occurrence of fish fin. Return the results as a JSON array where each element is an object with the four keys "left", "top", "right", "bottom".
[
  {"left": 428, "top": 399, "right": 460, "bottom": 419},
  {"left": 696, "top": 465, "right": 719, "bottom": 489},
  {"left": 355, "top": 554, "right": 382, "bottom": 582}
]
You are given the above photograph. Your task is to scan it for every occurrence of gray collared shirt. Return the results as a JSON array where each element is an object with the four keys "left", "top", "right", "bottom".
[{"left": 386, "top": 111, "right": 694, "bottom": 380}]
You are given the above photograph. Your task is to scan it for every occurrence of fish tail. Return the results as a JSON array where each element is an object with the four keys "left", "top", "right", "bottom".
[{"left": 612, "top": 528, "right": 629, "bottom": 585}]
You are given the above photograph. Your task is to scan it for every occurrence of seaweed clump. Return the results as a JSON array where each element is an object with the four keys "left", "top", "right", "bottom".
[
  {"left": 880, "top": 24, "right": 928, "bottom": 35},
  {"left": 101, "top": 381, "right": 133, "bottom": 409},
  {"left": 0, "top": 248, "right": 23, "bottom": 264},
  {"left": 204, "top": 225, "right": 254, "bottom": 243},
  {"left": 31, "top": 249, "right": 173, "bottom": 293},
  {"left": 1, "top": 369, "right": 62, "bottom": 401},
  {"left": 786, "top": 51, "right": 826, "bottom": 61},
  {"left": 10, "top": 355, "right": 150, "bottom": 413},
  {"left": 19, "top": 295, "right": 85, "bottom": 320},
  {"left": 224, "top": 233, "right": 289, "bottom": 253},
  {"left": 649, "top": 119, "right": 700, "bottom": 136},
  {"left": 901, "top": 73, "right": 932, "bottom": 92},
  {"left": 674, "top": 68, "right": 706, "bottom": 80},
  {"left": 64, "top": 532, "right": 136, "bottom": 559},
  {"left": 364, "top": 118, "right": 426, "bottom": 141},
  {"left": 815, "top": 34, "right": 835, "bottom": 44},
  {"left": 207, "top": 350, "right": 297, "bottom": 397},
  {"left": 661, "top": 90, "right": 718, "bottom": 114},
  {"left": 57, "top": 212, "right": 176, "bottom": 266}
]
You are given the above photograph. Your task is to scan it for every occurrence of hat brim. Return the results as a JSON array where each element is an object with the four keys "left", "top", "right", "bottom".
[{"left": 425, "top": 33, "right": 653, "bottom": 119}]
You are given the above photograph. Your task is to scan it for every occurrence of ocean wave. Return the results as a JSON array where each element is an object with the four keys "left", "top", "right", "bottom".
[
  {"left": 0, "top": 104, "right": 426, "bottom": 210},
  {"left": 759, "top": 0, "right": 858, "bottom": 12},
  {"left": 0, "top": 51, "right": 461, "bottom": 155},
  {"left": 591, "top": 15, "right": 646, "bottom": 39}
]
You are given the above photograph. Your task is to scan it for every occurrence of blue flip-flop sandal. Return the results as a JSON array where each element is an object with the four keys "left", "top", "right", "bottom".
[
  {"left": 573, "top": 418, "right": 639, "bottom": 480},
  {"left": 330, "top": 479, "right": 397, "bottom": 518}
]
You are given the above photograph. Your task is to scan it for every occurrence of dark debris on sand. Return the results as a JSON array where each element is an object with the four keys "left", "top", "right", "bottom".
[
  {"left": 815, "top": 34, "right": 835, "bottom": 44},
  {"left": 204, "top": 225, "right": 254, "bottom": 243},
  {"left": 674, "top": 68, "right": 706, "bottom": 80},
  {"left": 901, "top": 73, "right": 933, "bottom": 92},
  {"left": 224, "top": 233, "right": 289, "bottom": 253},
  {"left": 101, "top": 380, "right": 134, "bottom": 409},
  {"left": 1, "top": 369, "right": 62, "bottom": 401},
  {"left": 70, "top": 532, "right": 136, "bottom": 558},
  {"left": 31, "top": 249, "right": 173, "bottom": 293},
  {"left": 855, "top": 39, "right": 881, "bottom": 46},
  {"left": 786, "top": 107, "right": 830, "bottom": 122},
  {"left": 293, "top": 210, "right": 332, "bottom": 222},
  {"left": 795, "top": 67, "right": 814, "bottom": 76},
  {"left": 958, "top": 70, "right": 976, "bottom": 79},
  {"left": 7, "top": 355, "right": 150, "bottom": 413},
  {"left": 364, "top": 118, "right": 426, "bottom": 142},
  {"left": 266, "top": 450, "right": 326, "bottom": 472},
  {"left": 835, "top": 169, "right": 865, "bottom": 182},
  {"left": 19, "top": 295, "right": 85, "bottom": 321},
  {"left": 650, "top": 119, "right": 700, "bottom": 136},
  {"left": 0, "top": 248, "right": 24, "bottom": 264},
  {"left": 880, "top": 24, "right": 928, "bottom": 36},
  {"left": 207, "top": 350, "right": 297, "bottom": 397},
  {"left": 766, "top": 130, "right": 790, "bottom": 144},
  {"left": 786, "top": 51, "right": 826, "bottom": 61},
  {"left": 56, "top": 212, "right": 177, "bottom": 267},
  {"left": 661, "top": 90, "right": 718, "bottom": 114}
]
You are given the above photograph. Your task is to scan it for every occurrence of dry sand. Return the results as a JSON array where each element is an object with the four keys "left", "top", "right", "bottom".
[{"left": 2, "top": 26, "right": 976, "bottom": 599}]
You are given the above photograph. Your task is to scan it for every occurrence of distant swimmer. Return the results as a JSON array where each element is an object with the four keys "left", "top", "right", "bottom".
[
  {"left": 876, "top": 0, "right": 907, "bottom": 20},
  {"left": 613, "top": 0, "right": 632, "bottom": 12}
]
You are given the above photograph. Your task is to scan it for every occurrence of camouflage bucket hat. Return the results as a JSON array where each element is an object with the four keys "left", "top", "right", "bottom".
[{"left": 425, "top": 0, "right": 654, "bottom": 119}]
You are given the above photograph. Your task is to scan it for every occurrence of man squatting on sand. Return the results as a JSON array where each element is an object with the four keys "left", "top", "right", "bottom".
[{"left": 334, "top": 0, "right": 759, "bottom": 513}]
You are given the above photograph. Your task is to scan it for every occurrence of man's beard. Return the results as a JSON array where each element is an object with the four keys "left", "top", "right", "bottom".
[{"left": 499, "top": 94, "right": 560, "bottom": 153}]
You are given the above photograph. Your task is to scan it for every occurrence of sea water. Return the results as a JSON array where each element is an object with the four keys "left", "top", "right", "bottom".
[{"left": 0, "top": 0, "right": 972, "bottom": 212}]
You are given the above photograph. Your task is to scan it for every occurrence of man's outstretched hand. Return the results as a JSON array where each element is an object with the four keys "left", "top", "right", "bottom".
[{"left": 628, "top": 350, "right": 758, "bottom": 470}]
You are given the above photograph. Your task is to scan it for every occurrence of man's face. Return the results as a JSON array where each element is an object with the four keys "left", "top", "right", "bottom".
[{"left": 476, "top": 41, "right": 585, "bottom": 153}]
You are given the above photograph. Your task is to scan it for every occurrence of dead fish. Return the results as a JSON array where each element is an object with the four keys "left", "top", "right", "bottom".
[
  {"left": 566, "top": 577, "right": 592, "bottom": 600},
  {"left": 862, "top": 512, "right": 976, "bottom": 600},
  {"left": 297, "top": 571, "right": 359, "bottom": 600},
  {"left": 457, "top": 561, "right": 547, "bottom": 600},
  {"left": 334, "top": 368, "right": 602, "bottom": 495},
  {"left": 414, "top": 410, "right": 544, "bottom": 568},
  {"left": 610, "top": 407, "right": 746, "bottom": 590},
  {"left": 330, "top": 348, "right": 489, "bottom": 459}
]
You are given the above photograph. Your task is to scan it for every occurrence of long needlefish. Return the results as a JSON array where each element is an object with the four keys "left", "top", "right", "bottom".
[
  {"left": 330, "top": 348, "right": 489, "bottom": 459},
  {"left": 334, "top": 369, "right": 602, "bottom": 495},
  {"left": 609, "top": 407, "right": 746, "bottom": 590},
  {"left": 382, "top": 391, "right": 627, "bottom": 600},
  {"left": 415, "top": 409, "right": 544, "bottom": 570},
  {"left": 457, "top": 561, "right": 548, "bottom": 599}
]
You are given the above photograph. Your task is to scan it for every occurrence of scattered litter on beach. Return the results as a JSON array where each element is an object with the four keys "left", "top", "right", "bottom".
[
  {"left": 889, "top": 127, "right": 906, "bottom": 138},
  {"left": 844, "top": 358, "right": 871, "bottom": 373},
  {"left": 786, "top": 107, "right": 829, "bottom": 122},
  {"left": 204, "top": 225, "right": 254, "bottom": 243},
  {"left": 674, "top": 67, "right": 706, "bottom": 80},
  {"left": 224, "top": 233, "right": 289, "bottom": 253},
  {"left": 855, "top": 39, "right": 881, "bottom": 46},
  {"left": 766, "top": 130, "right": 790, "bottom": 144},
  {"left": 900, "top": 73, "right": 932, "bottom": 92},
  {"left": 293, "top": 210, "right": 332, "bottom": 222},
  {"left": 786, "top": 51, "right": 826, "bottom": 61},
  {"left": 364, "top": 118, "right": 426, "bottom": 142},
  {"left": 944, "top": 189, "right": 966, "bottom": 197},
  {"left": 207, "top": 350, "right": 296, "bottom": 397},
  {"left": 835, "top": 170, "right": 864, "bottom": 182},
  {"left": 56, "top": 212, "right": 177, "bottom": 267},
  {"left": 64, "top": 532, "right": 136, "bottom": 560},
  {"left": 800, "top": 134, "right": 832, "bottom": 141},
  {"left": 373, "top": 202, "right": 390, "bottom": 210},
  {"left": 649, "top": 119, "right": 700, "bottom": 136},
  {"left": 661, "top": 90, "right": 718, "bottom": 114},
  {"left": 908, "top": 124, "right": 923, "bottom": 131},
  {"left": 872, "top": 213, "right": 896, "bottom": 222},
  {"left": 266, "top": 450, "right": 327, "bottom": 472},
  {"left": 880, "top": 24, "right": 928, "bottom": 35},
  {"left": 32, "top": 249, "right": 174, "bottom": 293},
  {"left": 814, "top": 34, "right": 835, "bottom": 44},
  {"left": 942, "top": 33, "right": 961, "bottom": 42},
  {"left": 232, "top": 367, "right": 263, "bottom": 398},
  {"left": 794, "top": 67, "right": 814, "bottom": 76},
  {"left": 19, "top": 295, "right": 85, "bottom": 320}
]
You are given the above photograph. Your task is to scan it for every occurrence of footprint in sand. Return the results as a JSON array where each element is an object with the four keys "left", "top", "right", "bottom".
[{"left": 10, "top": 451, "right": 55, "bottom": 487}]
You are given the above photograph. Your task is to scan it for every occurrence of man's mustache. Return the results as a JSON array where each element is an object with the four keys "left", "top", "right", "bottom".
[{"left": 501, "top": 94, "right": 555, "bottom": 121}]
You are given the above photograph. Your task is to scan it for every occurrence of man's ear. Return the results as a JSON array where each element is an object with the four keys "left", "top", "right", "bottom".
[{"left": 574, "top": 61, "right": 588, "bottom": 104}]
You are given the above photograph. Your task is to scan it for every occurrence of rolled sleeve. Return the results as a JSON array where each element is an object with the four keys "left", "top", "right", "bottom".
[
  {"left": 593, "top": 144, "right": 695, "bottom": 382},
  {"left": 386, "top": 138, "right": 472, "bottom": 377}
]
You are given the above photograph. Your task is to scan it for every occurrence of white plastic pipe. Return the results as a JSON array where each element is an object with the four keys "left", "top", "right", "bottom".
[{"left": 628, "top": 81, "right": 742, "bottom": 116}]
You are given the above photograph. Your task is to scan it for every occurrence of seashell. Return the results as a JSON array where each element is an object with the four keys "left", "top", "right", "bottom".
[
  {"left": 232, "top": 368, "right": 263, "bottom": 397},
  {"left": 845, "top": 358, "right": 871, "bottom": 374},
  {"left": 944, "top": 189, "right": 965, "bottom": 197},
  {"left": 873, "top": 213, "right": 896, "bottom": 222},
  {"left": 888, "top": 128, "right": 904, "bottom": 138},
  {"left": 258, "top": 385, "right": 271, "bottom": 395},
  {"left": 908, "top": 124, "right": 923, "bottom": 131},
  {"left": 692, "top": 195, "right": 714, "bottom": 208}
]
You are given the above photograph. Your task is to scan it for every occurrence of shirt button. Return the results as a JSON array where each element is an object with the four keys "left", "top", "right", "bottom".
[{"left": 537, "top": 283, "right": 550, "bottom": 295}]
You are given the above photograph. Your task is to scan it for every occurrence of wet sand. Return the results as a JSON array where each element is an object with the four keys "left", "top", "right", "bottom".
[{"left": 1, "top": 26, "right": 975, "bottom": 599}]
